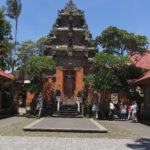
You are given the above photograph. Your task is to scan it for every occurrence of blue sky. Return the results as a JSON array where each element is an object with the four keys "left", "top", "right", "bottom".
[{"left": 0, "top": 0, "right": 150, "bottom": 44}]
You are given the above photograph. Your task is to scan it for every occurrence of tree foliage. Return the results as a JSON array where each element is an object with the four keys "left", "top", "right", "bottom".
[
  {"left": 6, "top": 0, "right": 22, "bottom": 41},
  {"left": 25, "top": 56, "right": 56, "bottom": 81},
  {"left": 88, "top": 52, "right": 131, "bottom": 93},
  {"left": 16, "top": 35, "right": 49, "bottom": 68},
  {"left": 36, "top": 35, "right": 49, "bottom": 55},
  {"left": 92, "top": 26, "right": 148, "bottom": 96},
  {"left": 16, "top": 41, "right": 36, "bottom": 67},
  {"left": 96, "top": 26, "right": 148, "bottom": 55},
  {"left": 0, "top": 9, "right": 12, "bottom": 70},
  {"left": 6, "top": 0, "right": 22, "bottom": 71}
]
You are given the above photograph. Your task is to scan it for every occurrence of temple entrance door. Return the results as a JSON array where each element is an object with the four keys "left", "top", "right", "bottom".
[{"left": 63, "top": 70, "right": 76, "bottom": 103}]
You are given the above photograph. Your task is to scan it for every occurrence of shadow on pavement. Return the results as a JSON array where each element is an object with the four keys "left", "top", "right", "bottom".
[{"left": 127, "top": 138, "right": 150, "bottom": 150}]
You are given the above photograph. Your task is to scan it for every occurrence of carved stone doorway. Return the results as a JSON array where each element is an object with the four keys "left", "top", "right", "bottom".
[{"left": 63, "top": 70, "right": 76, "bottom": 103}]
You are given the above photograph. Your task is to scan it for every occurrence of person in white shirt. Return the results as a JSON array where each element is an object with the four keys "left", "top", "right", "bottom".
[
  {"left": 76, "top": 91, "right": 82, "bottom": 113},
  {"left": 131, "top": 101, "right": 138, "bottom": 123},
  {"left": 55, "top": 90, "right": 61, "bottom": 112},
  {"left": 109, "top": 101, "right": 115, "bottom": 120},
  {"left": 92, "top": 93, "right": 99, "bottom": 119}
]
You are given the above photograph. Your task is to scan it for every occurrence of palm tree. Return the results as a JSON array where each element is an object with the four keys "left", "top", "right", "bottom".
[{"left": 6, "top": 0, "right": 22, "bottom": 71}]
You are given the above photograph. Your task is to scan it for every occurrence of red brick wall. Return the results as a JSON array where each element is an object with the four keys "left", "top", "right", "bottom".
[
  {"left": 75, "top": 67, "right": 83, "bottom": 96},
  {"left": 26, "top": 92, "right": 35, "bottom": 107},
  {"left": 55, "top": 69, "right": 64, "bottom": 98},
  {"left": 43, "top": 77, "right": 53, "bottom": 100}
]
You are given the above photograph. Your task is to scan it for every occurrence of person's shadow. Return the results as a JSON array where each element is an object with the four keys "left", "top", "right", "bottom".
[{"left": 127, "top": 138, "right": 150, "bottom": 150}]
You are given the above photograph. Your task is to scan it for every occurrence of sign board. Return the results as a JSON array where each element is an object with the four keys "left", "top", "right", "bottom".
[{"left": 111, "top": 93, "right": 118, "bottom": 104}]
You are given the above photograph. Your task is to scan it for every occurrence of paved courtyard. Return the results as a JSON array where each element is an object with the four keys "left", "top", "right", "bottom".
[
  {"left": 0, "top": 117, "right": 150, "bottom": 149},
  {"left": 0, "top": 136, "right": 150, "bottom": 150}
]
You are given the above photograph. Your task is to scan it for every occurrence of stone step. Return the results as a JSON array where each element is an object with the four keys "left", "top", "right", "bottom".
[
  {"left": 52, "top": 103, "right": 82, "bottom": 118},
  {"left": 60, "top": 109, "right": 77, "bottom": 112},
  {"left": 59, "top": 111, "right": 78, "bottom": 113},
  {"left": 61, "top": 106, "right": 77, "bottom": 109},
  {"left": 52, "top": 114, "right": 83, "bottom": 118},
  {"left": 58, "top": 112, "right": 79, "bottom": 115}
]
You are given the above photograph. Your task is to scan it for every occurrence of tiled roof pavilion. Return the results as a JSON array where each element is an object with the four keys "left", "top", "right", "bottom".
[
  {"left": 130, "top": 51, "right": 150, "bottom": 70},
  {"left": 130, "top": 51, "right": 150, "bottom": 85}
]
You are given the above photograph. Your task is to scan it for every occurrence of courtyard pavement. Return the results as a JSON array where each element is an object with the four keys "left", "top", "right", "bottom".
[
  {"left": 0, "top": 136, "right": 150, "bottom": 150},
  {"left": 24, "top": 118, "right": 107, "bottom": 133}
]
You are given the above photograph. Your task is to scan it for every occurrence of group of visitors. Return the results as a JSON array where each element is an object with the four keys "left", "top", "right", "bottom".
[
  {"left": 109, "top": 101, "right": 138, "bottom": 123},
  {"left": 76, "top": 91, "right": 99, "bottom": 120},
  {"left": 30, "top": 90, "right": 139, "bottom": 123},
  {"left": 120, "top": 101, "right": 138, "bottom": 122}
]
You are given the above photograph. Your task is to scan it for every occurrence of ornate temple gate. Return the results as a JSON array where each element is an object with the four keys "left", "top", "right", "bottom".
[{"left": 43, "top": 1, "right": 96, "bottom": 105}]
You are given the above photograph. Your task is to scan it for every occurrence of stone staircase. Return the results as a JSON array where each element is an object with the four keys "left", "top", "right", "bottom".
[{"left": 52, "top": 103, "right": 83, "bottom": 118}]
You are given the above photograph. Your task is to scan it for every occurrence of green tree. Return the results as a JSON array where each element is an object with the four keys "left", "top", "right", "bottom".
[
  {"left": 6, "top": 0, "right": 22, "bottom": 43},
  {"left": 36, "top": 35, "right": 49, "bottom": 55},
  {"left": 4, "top": 42, "right": 15, "bottom": 71},
  {"left": 16, "top": 41, "right": 36, "bottom": 68},
  {"left": 6, "top": 0, "right": 22, "bottom": 71},
  {"left": 0, "top": 9, "right": 12, "bottom": 70},
  {"left": 25, "top": 56, "right": 56, "bottom": 92},
  {"left": 89, "top": 52, "right": 131, "bottom": 93},
  {"left": 96, "top": 26, "right": 148, "bottom": 55},
  {"left": 16, "top": 35, "right": 49, "bottom": 69}
]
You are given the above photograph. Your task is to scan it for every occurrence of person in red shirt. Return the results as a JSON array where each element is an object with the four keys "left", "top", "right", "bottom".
[{"left": 127, "top": 104, "right": 132, "bottom": 120}]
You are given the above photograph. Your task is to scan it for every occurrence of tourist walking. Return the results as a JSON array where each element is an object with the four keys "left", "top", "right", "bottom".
[
  {"left": 109, "top": 101, "right": 115, "bottom": 120},
  {"left": 131, "top": 101, "right": 138, "bottom": 123},
  {"left": 120, "top": 103, "right": 127, "bottom": 120},
  {"left": 92, "top": 92, "right": 99, "bottom": 119}
]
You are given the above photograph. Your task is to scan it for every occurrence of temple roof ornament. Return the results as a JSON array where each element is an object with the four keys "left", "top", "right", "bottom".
[{"left": 64, "top": 0, "right": 78, "bottom": 12}]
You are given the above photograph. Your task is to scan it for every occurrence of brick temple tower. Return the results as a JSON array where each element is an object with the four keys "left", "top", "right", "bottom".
[{"left": 42, "top": 0, "right": 96, "bottom": 103}]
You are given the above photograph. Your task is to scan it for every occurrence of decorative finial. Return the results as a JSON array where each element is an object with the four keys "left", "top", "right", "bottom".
[{"left": 64, "top": 0, "right": 78, "bottom": 12}]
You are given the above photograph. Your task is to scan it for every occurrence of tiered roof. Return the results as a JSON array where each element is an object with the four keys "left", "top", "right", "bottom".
[{"left": 42, "top": 0, "right": 96, "bottom": 56}]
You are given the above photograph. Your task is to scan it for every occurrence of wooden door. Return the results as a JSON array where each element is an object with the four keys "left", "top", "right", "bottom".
[{"left": 64, "top": 70, "right": 75, "bottom": 102}]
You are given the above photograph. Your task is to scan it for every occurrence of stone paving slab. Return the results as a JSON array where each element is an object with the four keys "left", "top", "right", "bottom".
[
  {"left": 24, "top": 118, "right": 107, "bottom": 133},
  {"left": 0, "top": 136, "right": 150, "bottom": 150}
]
